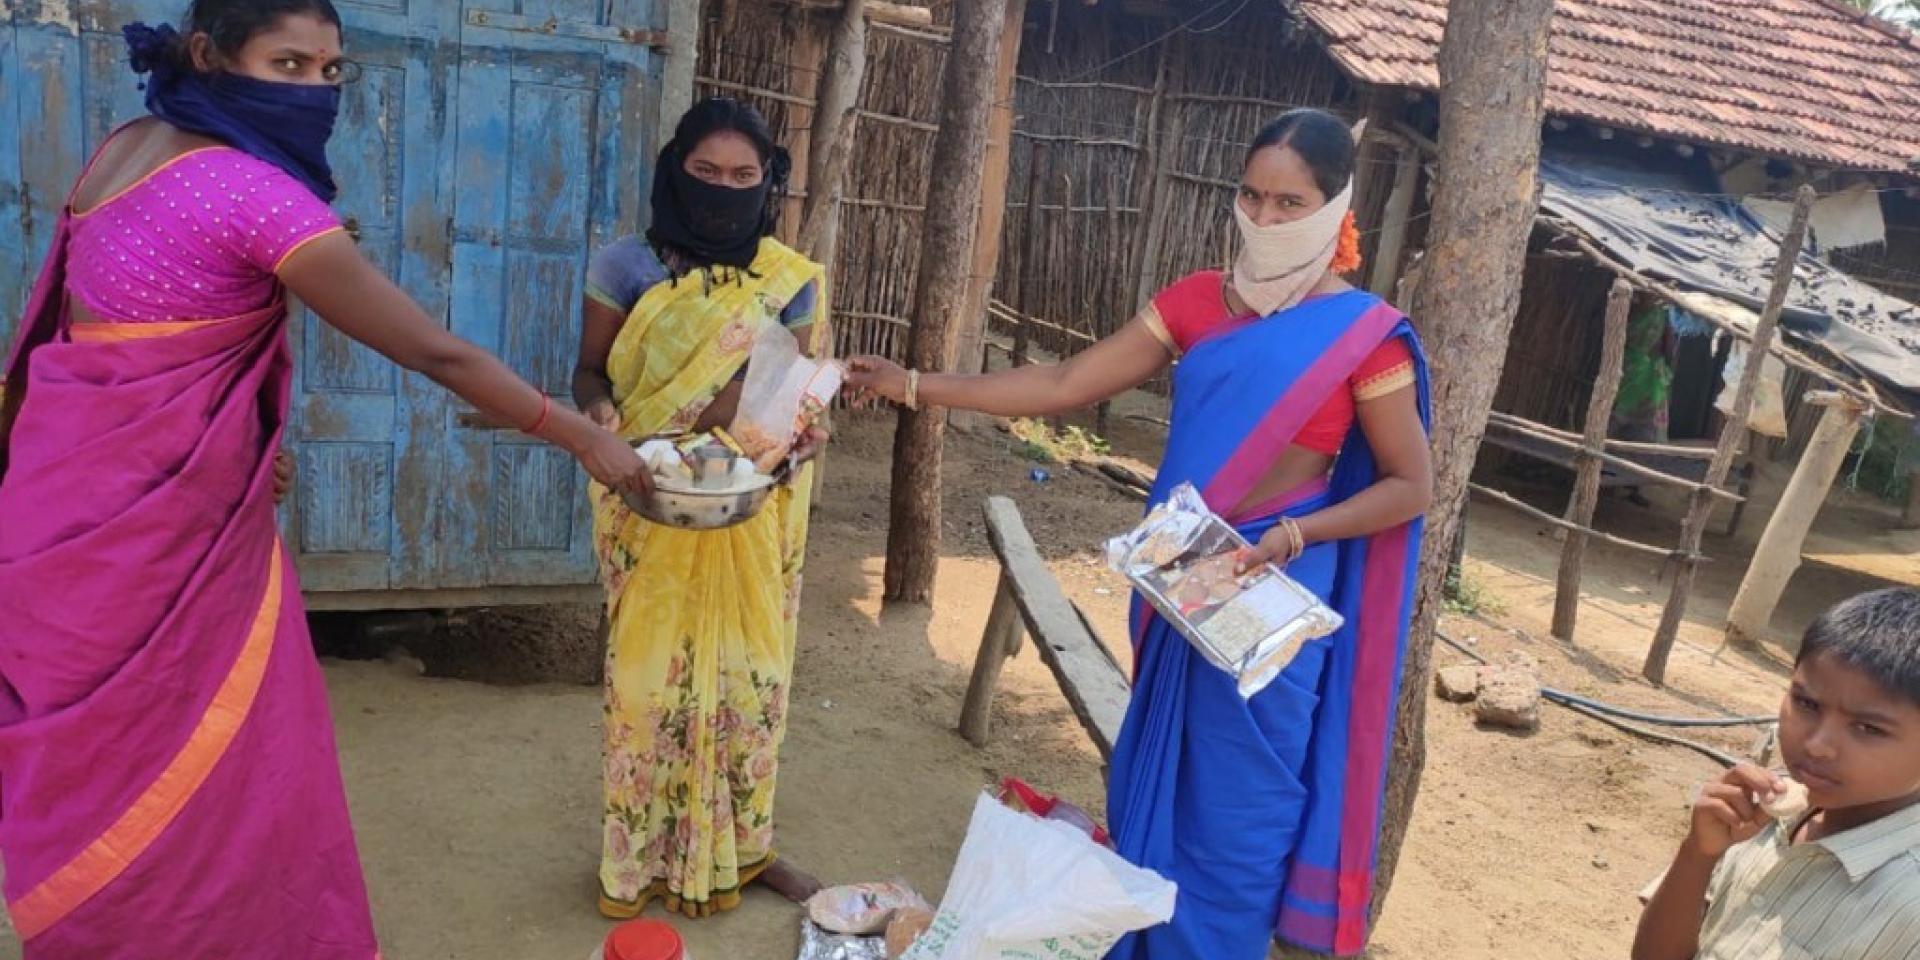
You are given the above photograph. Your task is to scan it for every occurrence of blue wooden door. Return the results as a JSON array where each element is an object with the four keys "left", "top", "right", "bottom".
[
  {"left": 2, "top": 0, "right": 663, "bottom": 601},
  {"left": 444, "top": 1, "right": 658, "bottom": 589},
  {"left": 2, "top": 0, "right": 174, "bottom": 341},
  {"left": 284, "top": 0, "right": 465, "bottom": 594}
]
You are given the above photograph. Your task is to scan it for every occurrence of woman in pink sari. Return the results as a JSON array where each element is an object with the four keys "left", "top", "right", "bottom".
[{"left": 0, "top": 2, "right": 648, "bottom": 956}]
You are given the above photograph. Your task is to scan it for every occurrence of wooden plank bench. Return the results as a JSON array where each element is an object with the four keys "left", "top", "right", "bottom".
[{"left": 959, "top": 496, "right": 1131, "bottom": 760}]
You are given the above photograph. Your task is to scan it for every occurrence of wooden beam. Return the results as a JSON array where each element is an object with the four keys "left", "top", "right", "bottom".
[
  {"left": 655, "top": 0, "right": 700, "bottom": 148},
  {"left": 1553, "top": 279, "right": 1632, "bottom": 641},
  {"left": 868, "top": 0, "right": 934, "bottom": 26},
  {"left": 1645, "top": 185, "right": 1815, "bottom": 686},
  {"left": 1367, "top": 139, "right": 1421, "bottom": 299},
  {"left": 798, "top": 0, "right": 867, "bottom": 261},
  {"left": 1487, "top": 411, "right": 1714, "bottom": 459},
  {"left": 1725, "top": 392, "right": 1866, "bottom": 646},
  {"left": 974, "top": 497, "right": 1130, "bottom": 757},
  {"left": 1483, "top": 417, "right": 1742, "bottom": 502},
  {"left": 1128, "top": 37, "right": 1178, "bottom": 313},
  {"left": 1470, "top": 484, "right": 1697, "bottom": 562},
  {"left": 952, "top": 0, "right": 1030, "bottom": 426},
  {"left": 884, "top": 0, "right": 1013, "bottom": 602},
  {"left": 1011, "top": 142, "right": 1046, "bottom": 368},
  {"left": 1352, "top": 91, "right": 1397, "bottom": 220},
  {"left": 990, "top": 300, "right": 1097, "bottom": 345},
  {"left": 958, "top": 572, "right": 1026, "bottom": 746}
]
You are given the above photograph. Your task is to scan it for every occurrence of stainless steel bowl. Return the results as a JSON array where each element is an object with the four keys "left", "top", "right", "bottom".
[
  {"left": 622, "top": 436, "right": 786, "bottom": 530},
  {"left": 624, "top": 474, "right": 778, "bottom": 530}
]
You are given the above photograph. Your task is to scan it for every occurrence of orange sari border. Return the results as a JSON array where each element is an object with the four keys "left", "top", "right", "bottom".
[
  {"left": 67, "top": 316, "right": 234, "bottom": 343},
  {"left": 8, "top": 542, "right": 286, "bottom": 941}
]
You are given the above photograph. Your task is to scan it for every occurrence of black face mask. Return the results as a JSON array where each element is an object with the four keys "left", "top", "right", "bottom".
[{"left": 646, "top": 151, "right": 774, "bottom": 271}]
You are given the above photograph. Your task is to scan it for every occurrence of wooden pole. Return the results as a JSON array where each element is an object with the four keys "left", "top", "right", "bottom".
[
  {"left": 1552, "top": 279, "right": 1634, "bottom": 641},
  {"left": 797, "top": 0, "right": 867, "bottom": 262},
  {"left": 1127, "top": 39, "right": 1176, "bottom": 312},
  {"left": 882, "top": 0, "right": 1012, "bottom": 604},
  {"left": 1011, "top": 143, "right": 1046, "bottom": 368},
  {"left": 951, "top": 0, "right": 1030, "bottom": 420},
  {"left": 1372, "top": 0, "right": 1557, "bottom": 935},
  {"left": 656, "top": 0, "right": 701, "bottom": 149},
  {"left": 958, "top": 572, "right": 1025, "bottom": 746},
  {"left": 1724, "top": 392, "right": 1866, "bottom": 647},
  {"left": 1643, "top": 184, "right": 1816, "bottom": 685},
  {"left": 1904, "top": 467, "right": 1920, "bottom": 529},
  {"left": 1367, "top": 141, "right": 1421, "bottom": 299}
]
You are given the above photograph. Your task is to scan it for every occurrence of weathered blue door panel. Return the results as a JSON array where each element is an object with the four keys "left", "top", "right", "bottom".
[
  {"left": 4, "top": 0, "right": 663, "bottom": 603},
  {"left": 1, "top": 11, "right": 25, "bottom": 337},
  {"left": 287, "top": 0, "right": 463, "bottom": 593},
  {"left": 446, "top": 13, "right": 656, "bottom": 588}
]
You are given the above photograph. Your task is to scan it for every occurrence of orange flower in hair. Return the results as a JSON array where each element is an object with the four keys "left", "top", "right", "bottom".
[{"left": 1330, "top": 211, "right": 1363, "bottom": 276}]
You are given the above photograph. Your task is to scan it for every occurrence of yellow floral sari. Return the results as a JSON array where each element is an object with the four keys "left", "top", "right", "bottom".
[{"left": 591, "top": 238, "right": 824, "bottom": 919}]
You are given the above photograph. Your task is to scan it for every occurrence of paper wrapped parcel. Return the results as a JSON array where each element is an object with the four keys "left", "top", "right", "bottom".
[{"left": 1104, "top": 483, "right": 1343, "bottom": 698}]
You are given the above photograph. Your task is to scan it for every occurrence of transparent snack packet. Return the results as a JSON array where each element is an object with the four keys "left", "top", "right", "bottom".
[{"left": 1104, "top": 483, "right": 1344, "bottom": 698}]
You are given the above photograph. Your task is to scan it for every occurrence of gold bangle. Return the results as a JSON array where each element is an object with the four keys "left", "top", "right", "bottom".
[
  {"left": 1281, "top": 517, "right": 1305, "bottom": 564},
  {"left": 905, "top": 369, "right": 921, "bottom": 411}
]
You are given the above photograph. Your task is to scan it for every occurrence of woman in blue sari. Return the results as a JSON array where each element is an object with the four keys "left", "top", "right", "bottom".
[{"left": 846, "top": 109, "right": 1431, "bottom": 959}]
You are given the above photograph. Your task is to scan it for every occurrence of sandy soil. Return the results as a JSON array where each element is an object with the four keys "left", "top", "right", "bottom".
[{"left": 5, "top": 403, "right": 1904, "bottom": 960}]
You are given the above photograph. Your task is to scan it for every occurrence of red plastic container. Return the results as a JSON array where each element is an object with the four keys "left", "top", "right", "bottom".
[{"left": 601, "top": 919, "right": 686, "bottom": 960}]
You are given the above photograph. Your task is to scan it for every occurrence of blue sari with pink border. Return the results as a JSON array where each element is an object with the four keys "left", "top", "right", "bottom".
[{"left": 1107, "top": 289, "right": 1428, "bottom": 959}]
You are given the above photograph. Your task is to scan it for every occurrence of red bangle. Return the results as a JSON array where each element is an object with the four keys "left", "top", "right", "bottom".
[{"left": 525, "top": 395, "right": 552, "bottom": 435}]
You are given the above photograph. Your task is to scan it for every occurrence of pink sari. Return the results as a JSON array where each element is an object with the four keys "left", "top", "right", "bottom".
[{"left": 0, "top": 164, "right": 378, "bottom": 953}]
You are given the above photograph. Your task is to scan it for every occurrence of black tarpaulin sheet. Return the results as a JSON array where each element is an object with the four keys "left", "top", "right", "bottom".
[{"left": 1538, "top": 157, "right": 1920, "bottom": 408}]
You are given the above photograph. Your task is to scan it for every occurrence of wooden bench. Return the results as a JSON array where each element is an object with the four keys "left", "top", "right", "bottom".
[{"left": 959, "top": 496, "right": 1131, "bottom": 760}]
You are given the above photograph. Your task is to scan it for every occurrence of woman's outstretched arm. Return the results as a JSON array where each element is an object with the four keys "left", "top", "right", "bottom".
[
  {"left": 281, "top": 233, "right": 650, "bottom": 493},
  {"left": 844, "top": 314, "right": 1172, "bottom": 417}
]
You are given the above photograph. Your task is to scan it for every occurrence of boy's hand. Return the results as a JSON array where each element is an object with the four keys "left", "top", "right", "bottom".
[{"left": 1688, "top": 763, "right": 1784, "bottom": 859}]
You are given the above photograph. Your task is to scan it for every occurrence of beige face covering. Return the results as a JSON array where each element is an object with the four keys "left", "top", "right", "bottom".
[
  {"left": 1229, "top": 183, "right": 1353, "bottom": 317},
  {"left": 1228, "top": 119, "right": 1365, "bottom": 317}
]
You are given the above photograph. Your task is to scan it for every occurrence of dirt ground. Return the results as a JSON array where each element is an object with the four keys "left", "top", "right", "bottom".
[{"left": 5, "top": 401, "right": 1905, "bottom": 960}]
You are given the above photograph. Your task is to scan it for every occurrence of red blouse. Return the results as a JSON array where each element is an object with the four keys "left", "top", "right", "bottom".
[{"left": 1143, "top": 270, "right": 1414, "bottom": 455}]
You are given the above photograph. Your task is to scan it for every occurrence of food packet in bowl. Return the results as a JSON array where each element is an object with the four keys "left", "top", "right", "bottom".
[
  {"left": 732, "top": 323, "right": 844, "bottom": 473},
  {"left": 1105, "top": 483, "right": 1343, "bottom": 698}
]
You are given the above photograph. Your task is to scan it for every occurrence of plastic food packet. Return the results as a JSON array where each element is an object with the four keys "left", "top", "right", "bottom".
[
  {"left": 733, "top": 323, "right": 844, "bottom": 473},
  {"left": 808, "top": 881, "right": 933, "bottom": 936},
  {"left": 885, "top": 908, "right": 934, "bottom": 960},
  {"left": 1104, "top": 483, "right": 1343, "bottom": 698},
  {"left": 798, "top": 920, "right": 888, "bottom": 960}
]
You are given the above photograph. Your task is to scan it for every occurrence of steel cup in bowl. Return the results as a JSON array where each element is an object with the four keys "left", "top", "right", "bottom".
[{"left": 622, "top": 436, "right": 786, "bottom": 530}]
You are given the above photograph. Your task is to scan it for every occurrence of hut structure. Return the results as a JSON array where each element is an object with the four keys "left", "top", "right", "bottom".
[{"left": 692, "top": 0, "right": 1920, "bottom": 663}]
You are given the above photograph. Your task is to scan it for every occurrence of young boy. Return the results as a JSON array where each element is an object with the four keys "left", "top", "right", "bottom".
[{"left": 1633, "top": 588, "right": 1920, "bottom": 960}]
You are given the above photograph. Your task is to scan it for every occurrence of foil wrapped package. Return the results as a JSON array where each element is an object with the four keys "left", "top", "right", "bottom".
[
  {"left": 1105, "top": 483, "right": 1343, "bottom": 698},
  {"left": 798, "top": 921, "right": 889, "bottom": 960}
]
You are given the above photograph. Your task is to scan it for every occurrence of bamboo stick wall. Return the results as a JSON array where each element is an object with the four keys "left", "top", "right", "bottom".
[
  {"left": 690, "top": 0, "right": 1397, "bottom": 390},
  {"left": 993, "top": 2, "right": 1395, "bottom": 370},
  {"left": 1491, "top": 249, "right": 1618, "bottom": 432},
  {"left": 694, "top": 0, "right": 953, "bottom": 366}
]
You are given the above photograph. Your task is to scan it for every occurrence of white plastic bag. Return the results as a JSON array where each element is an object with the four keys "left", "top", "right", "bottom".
[
  {"left": 902, "top": 794, "right": 1176, "bottom": 960},
  {"left": 731, "top": 322, "right": 843, "bottom": 472},
  {"left": 1716, "top": 343, "right": 1789, "bottom": 439}
]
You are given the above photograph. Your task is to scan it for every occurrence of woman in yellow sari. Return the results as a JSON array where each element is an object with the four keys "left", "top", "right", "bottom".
[{"left": 573, "top": 97, "right": 829, "bottom": 919}]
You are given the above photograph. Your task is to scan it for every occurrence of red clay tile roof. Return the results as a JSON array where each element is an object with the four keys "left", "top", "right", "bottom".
[{"left": 1289, "top": 0, "right": 1920, "bottom": 173}]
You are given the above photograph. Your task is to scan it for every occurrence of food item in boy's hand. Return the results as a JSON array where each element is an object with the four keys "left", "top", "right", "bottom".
[
  {"left": 883, "top": 907, "right": 934, "bottom": 959},
  {"left": 1761, "top": 776, "right": 1810, "bottom": 820}
]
